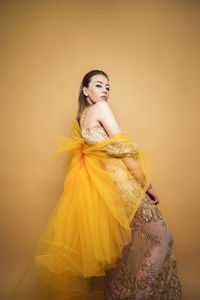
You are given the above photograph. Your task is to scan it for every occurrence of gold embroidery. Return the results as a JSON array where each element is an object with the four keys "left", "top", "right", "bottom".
[
  {"left": 104, "top": 195, "right": 182, "bottom": 299},
  {"left": 102, "top": 142, "right": 139, "bottom": 159},
  {"left": 102, "top": 159, "right": 144, "bottom": 219}
]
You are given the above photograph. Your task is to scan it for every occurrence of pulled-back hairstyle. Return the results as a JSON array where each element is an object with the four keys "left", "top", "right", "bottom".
[{"left": 76, "top": 70, "right": 109, "bottom": 124}]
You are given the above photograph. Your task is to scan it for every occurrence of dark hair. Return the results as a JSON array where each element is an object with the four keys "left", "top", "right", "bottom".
[{"left": 76, "top": 70, "right": 109, "bottom": 124}]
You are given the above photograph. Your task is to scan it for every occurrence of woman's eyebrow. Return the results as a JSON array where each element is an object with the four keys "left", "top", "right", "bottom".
[{"left": 94, "top": 80, "right": 110, "bottom": 87}]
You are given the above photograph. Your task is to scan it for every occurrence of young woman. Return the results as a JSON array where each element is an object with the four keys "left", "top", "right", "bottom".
[
  {"left": 75, "top": 70, "right": 182, "bottom": 299},
  {"left": 11, "top": 70, "right": 182, "bottom": 300}
]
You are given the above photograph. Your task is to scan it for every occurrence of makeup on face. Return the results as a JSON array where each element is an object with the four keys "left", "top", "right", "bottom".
[{"left": 94, "top": 80, "right": 110, "bottom": 92}]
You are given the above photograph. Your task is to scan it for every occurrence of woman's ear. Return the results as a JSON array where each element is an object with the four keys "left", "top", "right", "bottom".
[{"left": 82, "top": 86, "right": 88, "bottom": 97}]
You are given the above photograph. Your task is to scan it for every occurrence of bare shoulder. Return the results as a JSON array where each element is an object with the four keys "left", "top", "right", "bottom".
[
  {"left": 94, "top": 101, "right": 122, "bottom": 136},
  {"left": 94, "top": 100, "right": 109, "bottom": 109},
  {"left": 89, "top": 101, "right": 111, "bottom": 119},
  {"left": 93, "top": 101, "right": 113, "bottom": 116}
]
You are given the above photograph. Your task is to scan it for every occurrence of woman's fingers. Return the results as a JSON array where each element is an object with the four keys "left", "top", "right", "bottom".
[
  {"left": 146, "top": 189, "right": 159, "bottom": 205},
  {"left": 153, "top": 197, "right": 159, "bottom": 205}
]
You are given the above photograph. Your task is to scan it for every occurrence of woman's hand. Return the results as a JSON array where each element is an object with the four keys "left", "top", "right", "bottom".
[{"left": 146, "top": 188, "right": 159, "bottom": 205}]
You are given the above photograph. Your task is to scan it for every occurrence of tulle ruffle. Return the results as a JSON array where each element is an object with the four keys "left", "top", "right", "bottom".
[{"left": 11, "top": 118, "right": 152, "bottom": 300}]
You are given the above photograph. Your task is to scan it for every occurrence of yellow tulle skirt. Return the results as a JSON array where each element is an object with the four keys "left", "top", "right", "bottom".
[{"left": 11, "top": 118, "right": 152, "bottom": 300}]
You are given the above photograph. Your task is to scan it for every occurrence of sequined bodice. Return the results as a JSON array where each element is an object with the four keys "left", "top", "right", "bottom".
[{"left": 80, "top": 108, "right": 109, "bottom": 145}]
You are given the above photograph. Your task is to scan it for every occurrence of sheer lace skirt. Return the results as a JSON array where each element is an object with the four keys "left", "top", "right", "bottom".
[{"left": 104, "top": 193, "right": 182, "bottom": 300}]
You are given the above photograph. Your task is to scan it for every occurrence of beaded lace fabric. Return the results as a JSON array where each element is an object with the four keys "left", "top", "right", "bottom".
[{"left": 80, "top": 107, "right": 182, "bottom": 300}]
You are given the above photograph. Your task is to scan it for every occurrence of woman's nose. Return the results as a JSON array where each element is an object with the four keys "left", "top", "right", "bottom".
[{"left": 103, "top": 88, "right": 107, "bottom": 94}]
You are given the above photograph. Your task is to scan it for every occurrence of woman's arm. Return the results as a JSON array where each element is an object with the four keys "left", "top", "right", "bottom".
[
  {"left": 96, "top": 101, "right": 147, "bottom": 186},
  {"left": 96, "top": 101, "right": 159, "bottom": 204},
  {"left": 121, "top": 156, "right": 147, "bottom": 188},
  {"left": 95, "top": 101, "right": 122, "bottom": 136}
]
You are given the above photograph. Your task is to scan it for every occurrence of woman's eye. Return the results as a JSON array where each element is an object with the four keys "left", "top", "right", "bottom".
[{"left": 95, "top": 85, "right": 110, "bottom": 91}]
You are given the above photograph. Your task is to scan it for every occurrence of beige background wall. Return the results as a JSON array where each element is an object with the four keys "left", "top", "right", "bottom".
[{"left": 1, "top": 1, "right": 199, "bottom": 299}]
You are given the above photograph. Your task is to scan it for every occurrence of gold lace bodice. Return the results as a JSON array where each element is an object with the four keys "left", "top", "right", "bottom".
[{"left": 80, "top": 107, "right": 109, "bottom": 144}]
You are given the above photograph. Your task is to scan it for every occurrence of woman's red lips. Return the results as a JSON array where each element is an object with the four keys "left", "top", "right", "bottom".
[{"left": 101, "top": 96, "right": 107, "bottom": 99}]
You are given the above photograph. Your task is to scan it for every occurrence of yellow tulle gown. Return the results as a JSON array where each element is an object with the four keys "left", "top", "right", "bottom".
[{"left": 11, "top": 110, "right": 182, "bottom": 299}]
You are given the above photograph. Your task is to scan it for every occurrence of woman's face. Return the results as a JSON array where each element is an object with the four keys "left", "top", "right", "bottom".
[{"left": 82, "top": 74, "right": 110, "bottom": 105}]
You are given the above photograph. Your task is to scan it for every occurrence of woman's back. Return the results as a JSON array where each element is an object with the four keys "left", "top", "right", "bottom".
[{"left": 80, "top": 105, "right": 109, "bottom": 145}]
